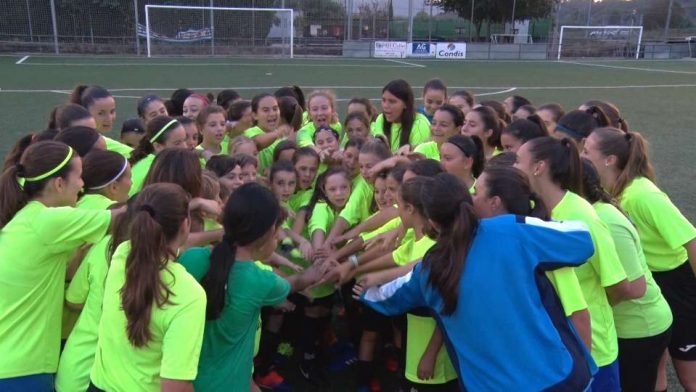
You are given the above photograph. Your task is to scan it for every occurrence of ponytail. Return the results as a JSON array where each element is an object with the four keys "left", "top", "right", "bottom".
[
  {"left": 0, "top": 141, "right": 74, "bottom": 228},
  {"left": 580, "top": 158, "right": 615, "bottom": 205},
  {"left": 130, "top": 116, "right": 180, "bottom": 165},
  {"left": 122, "top": 183, "right": 190, "bottom": 347},
  {"left": 592, "top": 127, "right": 654, "bottom": 198},
  {"left": 421, "top": 173, "right": 478, "bottom": 315},
  {"left": 2, "top": 134, "right": 35, "bottom": 172},
  {"left": 526, "top": 136, "right": 583, "bottom": 195},
  {"left": 482, "top": 165, "right": 549, "bottom": 220},
  {"left": 203, "top": 183, "right": 281, "bottom": 320},
  {"left": 472, "top": 106, "right": 503, "bottom": 149}
]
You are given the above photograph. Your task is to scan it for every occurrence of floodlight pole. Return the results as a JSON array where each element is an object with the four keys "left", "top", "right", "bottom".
[
  {"left": 49, "top": 0, "right": 59, "bottom": 54},
  {"left": 408, "top": 0, "right": 414, "bottom": 43},
  {"left": 469, "top": 0, "right": 474, "bottom": 42},
  {"left": 663, "top": 0, "right": 674, "bottom": 42},
  {"left": 511, "top": 0, "right": 517, "bottom": 35}
]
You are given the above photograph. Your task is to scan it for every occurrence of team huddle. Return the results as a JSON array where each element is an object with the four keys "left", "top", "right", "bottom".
[{"left": 0, "top": 78, "right": 694, "bottom": 392}]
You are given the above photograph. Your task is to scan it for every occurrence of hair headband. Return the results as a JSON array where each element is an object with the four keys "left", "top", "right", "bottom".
[
  {"left": 554, "top": 123, "right": 585, "bottom": 140},
  {"left": 17, "top": 147, "right": 74, "bottom": 187},
  {"left": 88, "top": 157, "right": 129, "bottom": 190},
  {"left": 150, "top": 119, "right": 179, "bottom": 144}
]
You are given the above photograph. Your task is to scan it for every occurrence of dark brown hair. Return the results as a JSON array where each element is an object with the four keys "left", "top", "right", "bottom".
[
  {"left": 382, "top": 79, "right": 416, "bottom": 149},
  {"left": 54, "top": 126, "right": 101, "bottom": 157},
  {"left": 471, "top": 106, "right": 504, "bottom": 149},
  {"left": 144, "top": 148, "right": 202, "bottom": 198},
  {"left": 278, "top": 96, "right": 303, "bottom": 131},
  {"left": 583, "top": 100, "right": 628, "bottom": 132},
  {"left": 591, "top": 127, "right": 654, "bottom": 198},
  {"left": 0, "top": 141, "right": 75, "bottom": 228},
  {"left": 227, "top": 100, "right": 251, "bottom": 122},
  {"left": 82, "top": 150, "right": 128, "bottom": 193},
  {"left": 503, "top": 115, "right": 549, "bottom": 145},
  {"left": 130, "top": 116, "right": 181, "bottom": 165},
  {"left": 122, "top": 183, "right": 190, "bottom": 346},
  {"left": 482, "top": 166, "right": 548, "bottom": 220},
  {"left": 70, "top": 85, "right": 112, "bottom": 109},
  {"left": 421, "top": 173, "right": 478, "bottom": 315},
  {"left": 347, "top": 97, "right": 378, "bottom": 121},
  {"left": 526, "top": 137, "right": 583, "bottom": 195},
  {"left": 54, "top": 103, "right": 93, "bottom": 130}
]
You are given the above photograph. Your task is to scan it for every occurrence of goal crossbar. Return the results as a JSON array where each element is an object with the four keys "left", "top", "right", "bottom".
[
  {"left": 557, "top": 25, "right": 643, "bottom": 60},
  {"left": 145, "top": 4, "right": 294, "bottom": 58}
]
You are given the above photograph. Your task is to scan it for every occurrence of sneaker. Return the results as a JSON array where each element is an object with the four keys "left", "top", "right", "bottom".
[
  {"left": 299, "top": 361, "right": 330, "bottom": 387},
  {"left": 254, "top": 370, "right": 291, "bottom": 391},
  {"left": 369, "top": 377, "right": 382, "bottom": 392},
  {"left": 328, "top": 343, "right": 358, "bottom": 372}
]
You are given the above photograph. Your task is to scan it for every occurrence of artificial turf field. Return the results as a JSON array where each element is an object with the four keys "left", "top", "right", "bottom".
[{"left": 0, "top": 54, "right": 695, "bottom": 390}]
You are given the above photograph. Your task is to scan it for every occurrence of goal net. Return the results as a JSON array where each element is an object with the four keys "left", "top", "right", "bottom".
[
  {"left": 557, "top": 26, "right": 643, "bottom": 60},
  {"left": 144, "top": 5, "right": 293, "bottom": 57}
]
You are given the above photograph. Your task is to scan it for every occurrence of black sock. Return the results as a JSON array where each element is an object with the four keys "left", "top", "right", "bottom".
[
  {"left": 357, "top": 360, "right": 374, "bottom": 386},
  {"left": 256, "top": 330, "right": 281, "bottom": 375},
  {"left": 301, "top": 315, "right": 321, "bottom": 366}
]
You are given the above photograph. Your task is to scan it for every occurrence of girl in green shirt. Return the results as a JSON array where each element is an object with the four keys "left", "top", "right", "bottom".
[
  {"left": 580, "top": 158, "right": 673, "bottom": 392},
  {"left": 583, "top": 128, "right": 696, "bottom": 391},
  {"left": 78, "top": 150, "right": 132, "bottom": 210},
  {"left": 297, "top": 90, "right": 343, "bottom": 148},
  {"left": 128, "top": 116, "right": 188, "bottom": 196},
  {"left": 0, "top": 141, "right": 113, "bottom": 391},
  {"left": 244, "top": 94, "right": 286, "bottom": 173},
  {"left": 179, "top": 183, "right": 323, "bottom": 392}
]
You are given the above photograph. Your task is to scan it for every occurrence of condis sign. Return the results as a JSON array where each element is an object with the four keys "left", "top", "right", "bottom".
[{"left": 435, "top": 42, "right": 467, "bottom": 59}]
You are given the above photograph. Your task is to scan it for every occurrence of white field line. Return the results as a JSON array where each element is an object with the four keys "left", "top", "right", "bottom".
[
  {"left": 17, "top": 60, "right": 417, "bottom": 69},
  {"left": 3, "top": 84, "right": 695, "bottom": 95},
  {"left": 15, "top": 56, "right": 29, "bottom": 64},
  {"left": 559, "top": 60, "right": 696, "bottom": 75},
  {"left": 384, "top": 58, "right": 426, "bottom": 68}
]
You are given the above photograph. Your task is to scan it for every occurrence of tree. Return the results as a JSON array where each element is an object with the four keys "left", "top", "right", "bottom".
[
  {"left": 287, "top": 0, "right": 346, "bottom": 36},
  {"left": 438, "top": 0, "right": 555, "bottom": 40}
]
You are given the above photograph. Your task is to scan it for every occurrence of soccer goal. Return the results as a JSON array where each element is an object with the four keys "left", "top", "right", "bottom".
[
  {"left": 144, "top": 5, "right": 294, "bottom": 58},
  {"left": 557, "top": 26, "right": 643, "bottom": 60}
]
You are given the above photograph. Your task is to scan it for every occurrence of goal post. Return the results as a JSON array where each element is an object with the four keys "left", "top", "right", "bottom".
[
  {"left": 557, "top": 25, "right": 643, "bottom": 60},
  {"left": 144, "top": 5, "right": 293, "bottom": 58}
]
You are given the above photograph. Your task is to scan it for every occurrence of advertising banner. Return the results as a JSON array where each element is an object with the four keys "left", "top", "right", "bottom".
[
  {"left": 407, "top": 42, "right": 436, "bottom": 58},
  {"left": 435, "top": 42, "right": 467, "bottom": 59},
  {"left": 374, "top": 41, "right": 408, "bottom": 58}
]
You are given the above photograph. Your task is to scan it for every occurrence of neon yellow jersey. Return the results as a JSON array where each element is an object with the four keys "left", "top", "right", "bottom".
[
  {"left": 305, "top": 202, "right": 340, "bottom": 298},
  {"left": 129, "top": 153, "right": 155, "bottom": 197},
  {"left": 339, "top": 176, "right": 374, "bottom": 226},
  {"left": 620, "top": 177, "right": 696, "bottom": 272},
  {"left": 401, "top": 233, "right": 455, "bottom": 385},
  {"left": 104, "top": 136, "right": 133, "bottom": 158},
  {"left": 393, "top": 232, "right": 435, "bottom": 266},
  {"left": 91, "top": 242, "right": 206, "bottom": 391},
  {"left": 371, "top": 113, "right": 431, "bottom": 153},
  {"left": 296, "top": 122, "right": 344, "bottom": 148},
  {"left": 360, "top": 216, "right": 402, "bottom": 242},
  {"left": 545, "top": 267, "right": 588, "bottom": 316},
  {"left": 220, "top": 134, "right": 231, "bottom": 155},
  {"left": 244, "top": 126, "right": 280, "bottom": 174},
  {"left": 551, "top": 191, "right": 626, "bottom": 366},
  {"left": 414, "top": 141, "right": 440, "bottom": 161},
  {"left": 289, "top": 188, "right": 313, "bottom": 213},
  {"left": 0, "top": 202, "right": 110, "bottom": 378},
  {"left": 594, "top": 202, "right": 673, "bottom": 339},
  {"left": 76, "top": 193, "right": 114, "bottom": 210},
  {"left": 56, "top": 235, "right": 113, "bottom": 392}
]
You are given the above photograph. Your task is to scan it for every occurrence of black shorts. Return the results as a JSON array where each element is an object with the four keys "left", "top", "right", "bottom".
[
  {"left": 618, "top": 326, "right": 672, "bottom": 392},
  {"left": 361, "top": 304, "right": 390, "bottom": 333},
  {"left": 652, "top": 260, "right": 696, "bottom": 360},
  {"left": 403, "top": 378, "right": 461, "bottom": 392}
]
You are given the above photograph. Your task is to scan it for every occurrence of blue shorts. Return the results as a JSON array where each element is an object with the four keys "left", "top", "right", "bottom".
[
  {"left": 589, "top": 359, "right": 620, "bottom": 392},
  {"left": 0, "top": 373, "right": 54, "bottom": 392}
]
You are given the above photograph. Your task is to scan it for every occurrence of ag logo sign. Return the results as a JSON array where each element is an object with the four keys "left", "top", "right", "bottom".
[{"left": 407, "top": 42, "right": 435, "bottom": 58}]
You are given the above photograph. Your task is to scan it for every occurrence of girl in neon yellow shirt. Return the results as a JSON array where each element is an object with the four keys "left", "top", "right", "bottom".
[
  {"left": 499, "top": 115, "right": 549, "bottom": 153},
  {"left": 462, "top": 106, "right": 504, "bottom": 160},
  {"left": 244, "top": 94, "right": 286, "bottom": 173},
  {"left": 78, "top": 150, "right": 132, "bottom": 210},
  {"left": 90, "top": 183, "right": 207, "bottom": 392},
  {"left": 515, "top": 136, "right": 638, "bottom": 392},
  {"left": 297, "top": 90, "right": 343, "bottom": 148},
  {"left": 69, "top": 85, "right": 133, "bottom": 158},
  {"left": 0, "top": 141, "right": 114, "bottom": 391},
  {"left": 439, "top": 135, "right": 484, "bottom": 192},
  {"left": 128, "top": 116, "right": 188, "bottom": 197},
  {"left": 195, "top": 105, "right": 227, "bottom": 160},
  {"left": 372, "top": 79, "right": 431, "bottom": 154},
  {"left": 579, "top": 157, "right": 673, "bottom": 391},
  {"left": 582, "top": 128, "right": 696, "bottom": 391}
]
